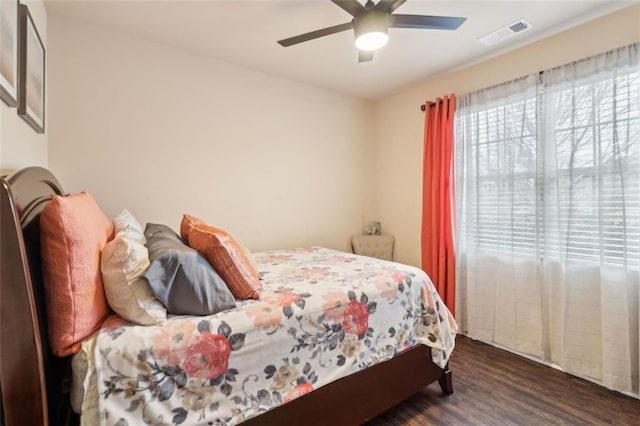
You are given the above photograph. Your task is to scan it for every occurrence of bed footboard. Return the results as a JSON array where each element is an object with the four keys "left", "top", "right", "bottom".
[{"left": 244, "top": 344, "right": 451, "bottom": 425}]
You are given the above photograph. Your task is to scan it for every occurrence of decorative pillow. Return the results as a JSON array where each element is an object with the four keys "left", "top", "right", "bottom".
[
  {"left": 180, "top": 213, "right": 203, "bottom": 241},
  {"left": 40, "top": 192, "right": 113, "bottom": 356},
  {"left": 142, "top": 223, "right": 236, "bottom": 315},
  {"left": 101, "top": 211, "right": 167, "bottom": 325},
  {"left": 181, "top": 214, "right": 262, "bottom": 279},
  {"left": 113, "top": 209, "right": 146, "bottom": 244},
  {"left": 185, "top": 220, "right": 262, "bottom": 300},
  {"left": 240, "top": 243, "right": 263, "bottom": 280}
]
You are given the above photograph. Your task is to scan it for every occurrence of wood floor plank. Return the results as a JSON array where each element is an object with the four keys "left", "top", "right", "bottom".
[{"left": 367, "top": 336, "right": 639, "bottom": 425}]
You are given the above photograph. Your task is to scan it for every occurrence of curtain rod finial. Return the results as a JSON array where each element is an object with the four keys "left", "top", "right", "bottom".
[{"left": 420, "top": 104, "right": 425, "bottom": 112}]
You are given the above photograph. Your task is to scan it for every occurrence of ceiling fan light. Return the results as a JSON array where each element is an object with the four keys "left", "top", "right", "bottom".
[
  {"left": 354, "top": 11, "right": 389, "bottom": 52},
  {"left": 355, "top": 32, "right": 389, "bottom": 51}
]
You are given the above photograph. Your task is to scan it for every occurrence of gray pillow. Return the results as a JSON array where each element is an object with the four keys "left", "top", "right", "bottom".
[{"left": 142, "top": 223, "right": 236, "bottom": 315}]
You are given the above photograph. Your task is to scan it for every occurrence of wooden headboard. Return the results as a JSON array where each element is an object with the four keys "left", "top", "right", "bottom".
[{"left": 1, "top": 167, "right": 73, "bottom": 426}]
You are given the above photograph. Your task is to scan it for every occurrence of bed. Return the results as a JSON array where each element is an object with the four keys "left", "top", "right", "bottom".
[{"left": 0, "top": 167, "right": 456, "bottom": 426}]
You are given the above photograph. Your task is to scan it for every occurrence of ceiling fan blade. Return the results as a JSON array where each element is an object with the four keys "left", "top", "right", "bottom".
[
  {"left": 277, "top": 22, "right": 354, "bottom": 47},
  {"left": 331, "top": 0, "right": 366, "bottom": 17},
  {"left": 358, "top": 50, "right": 374, "bottom": 63},
  {"left": 389, "top": 14, "right": 466, "bottom": 30},
  {"left": 374, "top": 0, "right": 407, "bottom": 14}
]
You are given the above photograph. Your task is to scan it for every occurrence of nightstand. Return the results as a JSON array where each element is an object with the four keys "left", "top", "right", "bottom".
[{"left": 351, "top": 234, "right": 394, "bottom": 261}]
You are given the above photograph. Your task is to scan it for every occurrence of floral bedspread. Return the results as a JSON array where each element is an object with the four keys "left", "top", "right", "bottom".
[{"left": 82, "top": 247, "right": 457, "bottom": 426}]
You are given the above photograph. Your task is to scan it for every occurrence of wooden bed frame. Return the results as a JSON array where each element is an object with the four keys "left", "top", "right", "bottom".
[{"left": 0, "top": 167, "right": 453, "bottom": 426}]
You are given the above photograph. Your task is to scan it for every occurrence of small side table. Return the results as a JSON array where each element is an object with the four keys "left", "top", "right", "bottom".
[{"left": 351, "top": 234, "right": 394, "bottom": 261}]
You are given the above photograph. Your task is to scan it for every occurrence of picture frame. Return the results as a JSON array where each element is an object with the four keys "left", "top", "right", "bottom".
[
  {"left": 18, "top": 4, "right": 45, "bottom": 133},
  {"left": 0, "top": 0, "right": 19, "bottom": 107}
]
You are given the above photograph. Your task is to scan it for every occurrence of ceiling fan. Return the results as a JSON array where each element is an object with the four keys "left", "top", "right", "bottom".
[{"left": 277, "top": 0, "right": 467, "bottom": 63}]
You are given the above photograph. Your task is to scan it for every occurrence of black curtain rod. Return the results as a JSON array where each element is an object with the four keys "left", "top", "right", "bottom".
[
  {"left": 420, "top": 100, "right": 442, "bottom": 112},
  {"left": 419, "top": 71, "right": 545, "bottom": 111}
]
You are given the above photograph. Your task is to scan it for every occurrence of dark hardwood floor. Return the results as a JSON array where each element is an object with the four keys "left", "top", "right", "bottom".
[{"left": 368, "top": 336, "right": 639, "bottom": 425}]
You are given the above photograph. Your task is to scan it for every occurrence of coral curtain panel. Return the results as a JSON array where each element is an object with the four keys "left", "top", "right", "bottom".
[{"left": 421, "top": 95, "right": 456, "bottom": 316}]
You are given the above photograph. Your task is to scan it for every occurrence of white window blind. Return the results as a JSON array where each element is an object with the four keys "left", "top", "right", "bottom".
[
  {"left": 463, "top": 93, "right": 538, "bottom": 254},
  {"left": 544, "top": 68, "right": 640, "bottom": 265}
]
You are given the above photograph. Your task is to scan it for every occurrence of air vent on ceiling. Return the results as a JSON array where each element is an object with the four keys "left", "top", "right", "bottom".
[{"left": 478, "top": 19, "right": 533, "bottom": 46}]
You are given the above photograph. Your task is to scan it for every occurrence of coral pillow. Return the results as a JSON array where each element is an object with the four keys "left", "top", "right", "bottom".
[
  {"left": 181, "top": 214, "right": 262, "bottom": 279},
  {"left": 180, "top": 213, "right": 203, "bottom": 241},
  {"left": 40, "top": 192, "right": 114, "bottom": 356},
  {"left": 183, "top": 217, "right": 262, "bottom": 300}
]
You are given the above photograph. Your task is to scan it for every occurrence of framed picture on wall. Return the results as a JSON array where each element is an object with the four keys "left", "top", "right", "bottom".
[
  {"left": 18, "top": 4, "right": 45, "bottom": 134},
  {"left": 0, "top": 0, "right": 19, "bottom": 107}
]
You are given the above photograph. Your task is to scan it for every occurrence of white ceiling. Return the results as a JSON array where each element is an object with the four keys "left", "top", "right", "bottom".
[{"left": 44, "top": 0, "right": 637, "bottom": 100}]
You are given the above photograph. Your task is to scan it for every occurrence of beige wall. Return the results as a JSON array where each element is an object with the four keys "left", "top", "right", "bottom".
[
  {"left": 373, "top": 4, "right": 640, "bottom": 267},
  {"left": 41, "top": 4, "right": 640, "bottom": 260},
  {"left": 48, "top": 16, "right": 374, "bottom": 252},
  {"left": 0, "top": 0, "right": 47, "bottom": 173}
]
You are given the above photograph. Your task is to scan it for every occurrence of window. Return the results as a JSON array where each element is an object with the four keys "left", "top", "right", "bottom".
[
  {"left": 545, "top": 69, "right": 640, "bottom": 264},
  {"left": 456, "top": 44, "right": 640, "bottom": 267}
]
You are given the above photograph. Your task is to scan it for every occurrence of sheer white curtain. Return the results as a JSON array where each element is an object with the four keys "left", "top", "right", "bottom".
[
  {"left": 455, "top": 74, "right": 543, "bottom": 357},
  {"left": 456, "top": 43, "right": 639, "bottom": 395}
]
